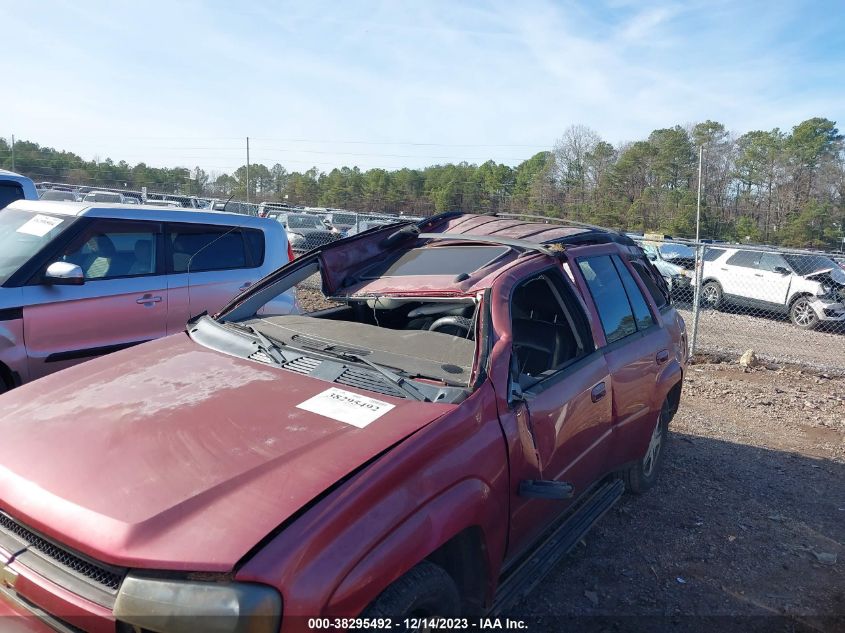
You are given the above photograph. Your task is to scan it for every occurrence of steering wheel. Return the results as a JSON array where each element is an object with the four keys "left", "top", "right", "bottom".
[{"left": 428, "top": 316, "right": 473, "bottom": 337}]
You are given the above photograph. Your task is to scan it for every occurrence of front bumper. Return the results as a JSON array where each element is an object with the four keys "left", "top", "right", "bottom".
[{"left": 810, "top": 298, "right": 845, "bottom": 322}]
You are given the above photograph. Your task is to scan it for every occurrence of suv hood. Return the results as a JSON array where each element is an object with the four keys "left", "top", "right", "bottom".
[
  {"left": 805, "top": 268, "right": 845, "bottom": 285},
  {"left": 0, "top": 335, "right": 453, "bottom": 571}
]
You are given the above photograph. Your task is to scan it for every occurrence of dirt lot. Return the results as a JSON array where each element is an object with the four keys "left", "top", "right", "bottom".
[
  {"left": 676, "top": 306, "right": 845, "bottom": 375},
  {"left": 510, "top": 357, "right": 845, "bottom": 632}
]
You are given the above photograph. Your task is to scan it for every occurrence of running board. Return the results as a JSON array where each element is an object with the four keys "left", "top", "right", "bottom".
[{"left": 491, "top": 479, "right": 625, "bottom": 615}]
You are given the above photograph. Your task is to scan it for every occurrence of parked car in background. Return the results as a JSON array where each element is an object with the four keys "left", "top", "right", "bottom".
[
  {"left": 278, "top": 212, "right": 342, "bottom": 251},
  {"left": 0, "top": 199, "right": 292, "bottom": 391},
  {"left": 0, "top": 169, "right": 38, "bottom": 208},
  {"left": 0, "top": 213, "right": 685, "bottom": 629},
  {"left": 82, "top": 190, "right": 125, "bottom": 204},
  {"left": 635, "top": 240, "right": 692, "bottom": 298},
  {"left": 39, "top": 189, "right": 80, "bottom": 202},
  {"left": 696, "top": 246, "right": 845, "bottom": 329},
  {"left": 141, "top": 199, "right": 182, "bottom": 208}
]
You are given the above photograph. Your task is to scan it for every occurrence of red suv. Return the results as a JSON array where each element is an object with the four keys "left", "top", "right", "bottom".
[{"left": 0, "top": 213, "right": 686, "bottom": 631}]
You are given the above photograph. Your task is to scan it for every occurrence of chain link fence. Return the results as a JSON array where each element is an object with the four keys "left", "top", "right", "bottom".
[{"left": 636, "top": 237, "right": 845, "bottom": 374}]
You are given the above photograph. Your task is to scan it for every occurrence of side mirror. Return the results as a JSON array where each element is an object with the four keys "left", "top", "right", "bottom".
[
  {"left": 773, "top": 266, "right": 790, "bottom": 275},
  {"left": 44, "top": 262, "right": 84, "bottom": 285},
  {"left": 647, "top": 253, "right": 657, "bottom": 261}
]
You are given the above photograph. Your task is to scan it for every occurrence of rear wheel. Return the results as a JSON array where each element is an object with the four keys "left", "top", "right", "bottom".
[
  {"left": 363, "top": 561, "right": 460, "bottom": 630},
  {"left": 700, "top": 281, "right": 723, "bottom": 309},
  {"left": 622, "top": 398, "right": 671, "bottom": 494},
  {"left": 789, "top": 296, "right": 819, "bottom": 330}
]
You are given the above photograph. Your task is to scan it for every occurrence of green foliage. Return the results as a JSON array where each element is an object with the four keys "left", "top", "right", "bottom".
[{"left": 3, "top": 115, "right": 844, "bottom": 250}]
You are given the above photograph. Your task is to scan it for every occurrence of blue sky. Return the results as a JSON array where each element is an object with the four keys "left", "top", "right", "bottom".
[{"left": 3, "top": 0, "right": 844, "bottom": 175}]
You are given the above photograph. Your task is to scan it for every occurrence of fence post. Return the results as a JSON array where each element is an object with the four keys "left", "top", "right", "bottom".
[{"left": 688, "top": 242, "right": 705, "bottom": 360}]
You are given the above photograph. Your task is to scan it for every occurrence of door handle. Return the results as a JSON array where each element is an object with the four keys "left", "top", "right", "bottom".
[
  {"left": 238, "top": 282, "right": 253, "bottom": 292},
  {"left": 656, "top": 349, "right": 670, "bottom": 364},
  {"left": 136, "top": 294, "right": 162, "bottom": 305},
  {"left": 754, "top": 273, "right": 763, "bottom": 277},
  {"left": 590, "top": 382, "right": 607, "bottom": 403}
]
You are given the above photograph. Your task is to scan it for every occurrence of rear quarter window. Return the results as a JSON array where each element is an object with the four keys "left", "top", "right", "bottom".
[
  {"left": 703, "top": 248, "right": 726, "bottom": 261},
  {"left": 0, "top": 183, "right": 25, "bottom": 209},
  {"left": 168, "top": 224, "right": 248, "bottom": 273},
  {"left": 244, "top": 229, "right": 265, "bottom": 267}
]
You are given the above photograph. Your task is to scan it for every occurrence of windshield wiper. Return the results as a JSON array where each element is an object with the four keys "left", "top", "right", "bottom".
[
  {"left": 317, "top": 348, "right": 429, "bottom": 402},
  {"left": 225, "top": 322, "right": 288, "bottom": 366}
]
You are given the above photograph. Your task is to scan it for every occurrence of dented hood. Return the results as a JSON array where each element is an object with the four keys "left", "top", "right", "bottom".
[
  {"left": 0, "top": 335, "right": 453, "bottom": 571},
  {"left": 805, "top": 267, "right": 845, "bottom": 284}
]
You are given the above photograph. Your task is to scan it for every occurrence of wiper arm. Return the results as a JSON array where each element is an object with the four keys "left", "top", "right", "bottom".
[
  {"left": 319, "top": 349, "right": 429, "bottom": 402},
  {"left": 225, "top": 322, "right": 288, "bottom": 366}
]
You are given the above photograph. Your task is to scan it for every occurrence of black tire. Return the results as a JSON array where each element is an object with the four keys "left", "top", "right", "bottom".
[
  {"left": 362, "top": 561, "right": 460, "bottom": 628},
  {"left": 622, "top": 398, "right": 671, "bottom": 494},
  {"left": 789, "top": 296, "right": 819, "bottom": 330},
  {"left": 700, "top": 280, "right": 723, "bottom": 309}
]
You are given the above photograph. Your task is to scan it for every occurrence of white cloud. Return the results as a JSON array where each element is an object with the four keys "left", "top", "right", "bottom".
[{"left": 2, "top": 0, "right": 843, "bottom": 173}]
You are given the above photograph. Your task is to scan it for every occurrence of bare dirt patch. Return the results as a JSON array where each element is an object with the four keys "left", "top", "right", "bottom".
[{"left": 510, "top": 359, "right": 845, "bottom": 632}]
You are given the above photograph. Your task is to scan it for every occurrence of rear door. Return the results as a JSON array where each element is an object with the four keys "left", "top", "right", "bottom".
[
  {"left": 572, "top": 251, "right": 671, "bottom": 468},
  {"left": 165, "top": 223, "right": 265, "bottom": 332},
  {"left": 21, "top": 218, "right": 167, "bottom": 380},
  {"left": 720, "top": 250, "right": 760, "bottom": 297}
]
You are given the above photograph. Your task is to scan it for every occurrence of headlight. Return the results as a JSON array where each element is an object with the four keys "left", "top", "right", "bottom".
[{"left": 113, "top": 574, "right": 281, "bottom": 633}]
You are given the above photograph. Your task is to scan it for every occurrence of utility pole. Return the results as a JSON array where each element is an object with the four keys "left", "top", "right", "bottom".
[
  {"left": 695, "top": 145, "right": 703, "bottom": 242},
  {"left": 246, "top": 137, "right": 250, "bottom": 203},
  {"left": 10, "top": 135, "right": 15, "bottom": 171}
]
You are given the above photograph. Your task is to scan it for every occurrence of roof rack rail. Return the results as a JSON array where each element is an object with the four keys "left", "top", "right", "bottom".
[
  {"left": 417, "top": 232, "right": 557, "bottom": 256},
  {"left": 494, "top": 212, "right": 602, "bottom": 231}
]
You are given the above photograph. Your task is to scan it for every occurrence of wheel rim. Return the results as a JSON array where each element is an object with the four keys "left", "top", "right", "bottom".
[
  {"left": 642, "top": 420, "right": 663, "bottom": 477},
  {"left": 702, "top": 285, "right": 718, "bottom": 305},
  {"left": 793, "top": 299, "right": 815, "bottom": 326}
]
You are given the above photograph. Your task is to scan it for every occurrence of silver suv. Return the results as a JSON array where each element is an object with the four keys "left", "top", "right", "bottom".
[{"left": 0, "top": 200, "right": 293, "bottom": 391}]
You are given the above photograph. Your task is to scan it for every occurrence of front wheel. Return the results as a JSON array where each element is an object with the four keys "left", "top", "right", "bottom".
[
  {"left": 362, "top": 561, "right": 460, "bottom": 630},
  {"left": 790, "top": 296, "right": 819, "bottom": 330}
]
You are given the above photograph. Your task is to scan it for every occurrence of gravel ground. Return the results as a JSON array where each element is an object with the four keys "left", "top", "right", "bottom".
[
  {"left": 509, "top": 357, "right": 845, "bottom": 632},
  {"left": 677, "top": 305, "right": 845, "bottom": 376}
]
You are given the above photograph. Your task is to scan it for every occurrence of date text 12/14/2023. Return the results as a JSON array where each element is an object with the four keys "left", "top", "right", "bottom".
[{"left": 307, "top": 618, "right": 529, "bottom": 629}]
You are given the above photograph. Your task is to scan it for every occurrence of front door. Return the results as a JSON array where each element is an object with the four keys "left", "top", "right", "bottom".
[
  {"left": 495, "top": 267, "right": 613, "bottom": 559},
  {"left": 21, "top": 219, "right": 167, "bottom": 380}
]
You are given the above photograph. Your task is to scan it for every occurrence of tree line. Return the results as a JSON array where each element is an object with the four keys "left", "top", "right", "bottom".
[{"left": 2, "top": 116, "right": 843, "bottom": 249}]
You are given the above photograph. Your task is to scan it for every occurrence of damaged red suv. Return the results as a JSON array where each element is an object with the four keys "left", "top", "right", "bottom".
[{"left": 0, "top": 213, "right": 686, "bottom": 632}]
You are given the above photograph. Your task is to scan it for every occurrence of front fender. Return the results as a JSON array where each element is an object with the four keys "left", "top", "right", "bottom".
[{"left": 327, "top": 478, "right": 503, "bottom": 616}]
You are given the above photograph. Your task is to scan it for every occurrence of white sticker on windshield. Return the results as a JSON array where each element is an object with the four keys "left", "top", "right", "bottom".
[
  {"left": 296, "top": 387, "right": 395, "bottom": 428},
  {"left": 17, "top": 214, "right": 63, "bottom": 237}
]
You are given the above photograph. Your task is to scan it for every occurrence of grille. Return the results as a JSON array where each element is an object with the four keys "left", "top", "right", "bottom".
[{"left": 0, "top": 512, "right": 124, "bottom": 592}]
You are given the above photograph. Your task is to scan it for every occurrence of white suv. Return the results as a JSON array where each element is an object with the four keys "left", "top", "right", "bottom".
[{"left": 696, "top": 246, "right": 845, "bottom": 329}]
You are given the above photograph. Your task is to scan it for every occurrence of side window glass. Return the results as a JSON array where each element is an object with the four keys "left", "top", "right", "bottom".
[
  {"left": 726, "top": 250, "right": 761, "bottom": 268},
  {"left": 628, "top": 256, "right": 668, "bottom": 310},
  {"left": 578, "top": 256, "right": 637, "bottom": 344},
  {"left": 60, "top": 221, "right": 159, "bottom": 280},
  {"left": 0, "top": 184, "right": 25, "bottom": 208},
  {"left": 703, "top": 248, "right": 726, "bottom": 262},
  {"left": 612, "top": 255, "right": 654, "bottom": 330},
  {"left": 168, "top": 224, "right": 246, "bottom": 273},
  {"left": 244, "top": 229, "right": 265, "bottom": 267},
  {"left": 759, "top": 253, "right": 787, "bottom": 272},
  {"left": 510, "top": 271, "right": 588, "bottom": 384}
]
